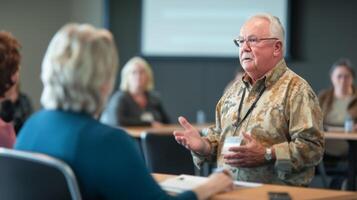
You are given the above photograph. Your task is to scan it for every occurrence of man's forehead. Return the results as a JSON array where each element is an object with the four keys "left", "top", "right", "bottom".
[{"left": 239, "top": 18, "right": 270, "bottom": 36}]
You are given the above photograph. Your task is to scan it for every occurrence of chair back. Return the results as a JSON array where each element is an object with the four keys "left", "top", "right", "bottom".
[
  {"left": 0, "top": 148, "right": 82, "bottom": 200},
  {"left": 141, "top": 132, "right": 195, "bottom": 175}
]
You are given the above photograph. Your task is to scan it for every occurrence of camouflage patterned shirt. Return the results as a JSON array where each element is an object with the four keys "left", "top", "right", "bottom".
[{"left": 193, "top": 59, "right": 324, "bottom": 186}]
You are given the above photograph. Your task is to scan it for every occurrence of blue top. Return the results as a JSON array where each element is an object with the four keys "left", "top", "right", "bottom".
[{"left": 15, "top": 110, "right": 196, "bottom": 200}]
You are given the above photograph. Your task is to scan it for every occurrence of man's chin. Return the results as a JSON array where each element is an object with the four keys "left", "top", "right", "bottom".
[{"left": 242, "top": 63, "right": 255, "bottom": 72}]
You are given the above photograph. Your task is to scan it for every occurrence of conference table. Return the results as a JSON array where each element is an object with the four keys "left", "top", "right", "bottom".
[
  {"left": 153, "top": 173, "right": 357, "bottom": 200},
  {"left": 123, "top": 123, "right": 212, "bottom": 138},
  {"left": 124, "top": 125, "right": 357, "bottom": 191}
]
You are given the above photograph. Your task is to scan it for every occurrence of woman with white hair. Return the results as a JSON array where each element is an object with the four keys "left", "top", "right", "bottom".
[
  {"left": 100, "top": 56, "right": 170, "bottom": 127},
  {"left": 15, "top": 23, "right": 233, "bottom": 200}
]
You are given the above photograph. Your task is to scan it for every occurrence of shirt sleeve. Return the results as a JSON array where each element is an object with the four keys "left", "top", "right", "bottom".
[{"left": 273, "top": 82, "right": 324, "bottom": 176}]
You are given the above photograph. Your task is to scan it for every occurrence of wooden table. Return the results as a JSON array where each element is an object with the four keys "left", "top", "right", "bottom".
[
  {"left": 125, "top": 126, "right": 357, "bottom": 191},
  {"left": 153, "top": 173, "right": 357, "bottom": 200},
  {"left": 123, "top": 123, "right": 213, "bottom": 138},
  {"left": 325, "top": 132, "right": 357, "bottom": 141},
  {"left": 125, "top": 126, "right": 357, "bottom": 190},
  {"left": 325, "top": 132, "right": 357, "bottom": 190}
]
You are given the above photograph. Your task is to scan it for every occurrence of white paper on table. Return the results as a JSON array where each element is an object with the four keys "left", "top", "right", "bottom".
[{"left": 159, "top": 174, "right": 262, "bottom": 193}]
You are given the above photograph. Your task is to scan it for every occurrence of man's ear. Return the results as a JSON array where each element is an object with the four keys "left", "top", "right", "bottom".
[{"left": 273, "top": 41, "right": 283, "bottom": 56}]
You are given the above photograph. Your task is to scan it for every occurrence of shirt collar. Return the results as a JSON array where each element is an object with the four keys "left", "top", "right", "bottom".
[{"left": 242, "top": 59, "right": 287, "bottom": 89}]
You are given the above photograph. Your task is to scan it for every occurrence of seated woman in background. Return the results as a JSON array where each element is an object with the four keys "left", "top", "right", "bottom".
[
  {"left": 0, "top": 31, "right": 20, "bottom": 148},
  {"left": 100, "top": 56, "right": 170, "bottom": 127},
  {"left": 15, "top": 23, "right": 233, "bottom": 200},
  {"left": 318, "top": 58, "right": 357, "bottom": 160}
]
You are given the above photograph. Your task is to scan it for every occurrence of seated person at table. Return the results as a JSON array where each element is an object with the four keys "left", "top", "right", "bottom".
[
  {"left": 100, "top": 56, "right": 170, "bottom": 127},
  {"left": 0, "top": 31, "right": 21, "bottom": 148},
  {"left": 4, "top": 73, "right": 33, "bottom": 133},
  {"left": 15, "top": 23, "right": 233, "bottom": 200},
  {"left": 318, "top": 58, "right": 357, "bottom": 157}
]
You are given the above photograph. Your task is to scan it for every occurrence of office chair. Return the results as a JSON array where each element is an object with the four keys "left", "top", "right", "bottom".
[
  {"left": 0, "top": 148, "right": 82, "bottom": 200},
  {"left": 141, "top": 132, "right": 196, "bottom": 175},
  {"left": 317, "top": 161, "right": 329, "bottom": 188}
]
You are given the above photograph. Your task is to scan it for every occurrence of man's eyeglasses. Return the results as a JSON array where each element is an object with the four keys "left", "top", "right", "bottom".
[{"left": 233, "top": 36, "right": 278, "bottom": 47}]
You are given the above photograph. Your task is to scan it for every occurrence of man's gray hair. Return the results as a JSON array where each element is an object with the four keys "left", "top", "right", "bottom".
[
  {"left": 41, "top": 23, "right": 119, "bottom": 115},
  {"left": 250, "top": 13, "right": 286, "bottom": 54},
  {"left": 120, "top": 56, "right": 154, "bottom": 92}
]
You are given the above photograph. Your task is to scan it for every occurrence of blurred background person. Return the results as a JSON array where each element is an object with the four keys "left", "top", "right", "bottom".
[
  {"left": 318, "top": 58, "right": 357, "bottom": 188},
  {"left": 4, "top": 72, "right": 33, "bottom": 133},
  {"left": 0, "top": 31, "right": 20, "bottom": 148},
  {"left": 319, "top": 58, "right": 356, "bottom": 156},
  {"left": 15, "top": 23, "right": 233, "bottom": 200},
  {"left": 100, "top": 56, "right": 170, "bottom": 127}
]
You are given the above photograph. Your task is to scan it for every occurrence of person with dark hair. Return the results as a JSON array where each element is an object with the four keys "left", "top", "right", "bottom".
[
  {"left": 0, "top": 100, "right": 15, "bottom": 123},
  {"left": 4, "top": 75, "right": 33, "bottom": 133},
  {"left": 318, "top": 58, "right": 357, "bottom": 188},
  {"left": 319, "top": 58, "right": 356, "bottom": 156},
  {"left": 0, "top": 31, "right": 20, "bottom": 148},
  {"left": 319, "top": 58, "right": 356, "bottom": 132}
]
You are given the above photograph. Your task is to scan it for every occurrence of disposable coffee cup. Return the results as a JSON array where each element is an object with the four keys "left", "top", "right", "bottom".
[{"left": 221, "top": 136, "right": 243, "bottom": 155}]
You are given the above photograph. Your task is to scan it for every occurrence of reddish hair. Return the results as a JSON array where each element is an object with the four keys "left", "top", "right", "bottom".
[{"left": 0, "top": 31, "right": 21, "bottom": 97}]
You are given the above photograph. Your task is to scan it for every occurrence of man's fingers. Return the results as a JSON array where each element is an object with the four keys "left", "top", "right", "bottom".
[
  {"left": 178, "top": 116, "right": 195, "bottom": 130},
  {"left": 242, "top": 132, "right": 253, "bottom": 142},
  {"left": 175, "top": 136, "right": 187, "bottom": 145},
  {"left": 173, "top": 131, "right": 184, "bottom": 137},
  {"left": 225, "top": 158, "right": 252, "bottom": 167},
  {"left": 177, "top": 137, "right": 191, "bottom": 150},
  {"left": 229, "top": 146, "right": 247, "bottom": 153},
  {"left": 225, "top": 158, "right": 243, "bottom": 165},
  {"left": 224, "top": 152, "right": 246, "bottom": 160}
]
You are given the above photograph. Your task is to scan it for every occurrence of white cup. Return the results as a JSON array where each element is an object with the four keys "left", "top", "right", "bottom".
[
  {"left": 221, "top": 136, "right": 243, "bottom": 155},
  {"left": 345, "top": 118, "right": 354, "bottom": 133}
]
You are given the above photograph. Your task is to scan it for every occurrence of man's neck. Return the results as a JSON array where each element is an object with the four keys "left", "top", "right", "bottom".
[
  {"left": 247, "top": 58, "right": 283, "bottom": 85},
  {"left": 246, "top": 71, "right": 265, "bottom": 85}
]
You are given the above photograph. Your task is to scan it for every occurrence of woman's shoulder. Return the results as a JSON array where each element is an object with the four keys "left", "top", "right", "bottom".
[
  {"left": 105, "top": 91, "right": 132, "bottom": 108},
  {"left": 110, "top": 90, "right": 128, "bottom": 100},
  {"left": 147, "top": 91, "right": 163, "bottom": 100},
  {"left": 90, "top": 120, "right": 129, "bottom": 137},
  {"left": 83, "top": 122, "right": 140, "bottom": 156},
  {"left": 317, "top": 88, "right": 333, "bottom": 100}
]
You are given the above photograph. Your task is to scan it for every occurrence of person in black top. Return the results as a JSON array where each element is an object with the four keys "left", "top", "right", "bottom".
[
  {"left": 101, "top": 56, "right": 170, "bottom": 127},
  {"left": 0, "top": 31, "right": 21, "bottom": 147},
  {"left": 4, "top": 78, "right": 33, "bottom": 133}
]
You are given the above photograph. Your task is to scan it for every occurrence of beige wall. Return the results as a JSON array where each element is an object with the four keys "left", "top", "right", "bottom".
[
  {"left": 0, "top": 0, "right": 105, "bottom": 110},
  {"left": 70, "top": 0, "right": 105, "bottom": 28}
]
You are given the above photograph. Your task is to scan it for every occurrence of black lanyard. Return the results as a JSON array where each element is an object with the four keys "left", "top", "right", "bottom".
[{"left": 233, "top": 85, "right": 266, "bottom": 134}]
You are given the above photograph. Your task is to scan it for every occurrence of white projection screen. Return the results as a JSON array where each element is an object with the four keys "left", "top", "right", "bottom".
[{"left": 141, "top": 0, "right": 289, "bottom": 58}]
